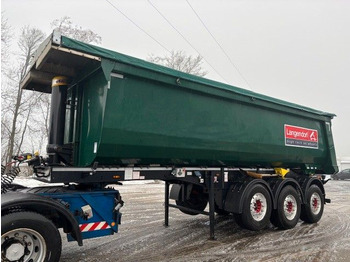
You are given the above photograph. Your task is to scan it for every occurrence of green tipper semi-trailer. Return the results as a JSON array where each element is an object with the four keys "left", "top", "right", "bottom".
[{"left": 1, "top": 32, "right": 337, "bottom": 262}]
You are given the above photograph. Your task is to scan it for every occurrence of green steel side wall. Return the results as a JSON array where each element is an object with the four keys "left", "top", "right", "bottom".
[
  {"left": 74, "top": 68, "right": 337, "bottom": 174},
  {"left": 61, "top": 36, "right": 334, "bottom": 118}
]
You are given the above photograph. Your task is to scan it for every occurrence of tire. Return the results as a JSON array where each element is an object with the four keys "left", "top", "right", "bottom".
[
  {"left": 300, "top": 184, "right": 324, "bottom": 223},
  {"left": 272, "top": 185, "right": 301, "bottom": 230},
  {"left": 214, "top": 203, "right": 230, "bottom": 216},
  {"left": 176, "top": 185, "right": 208, "bottom": 215},
  {"left": 270, "top": 209, "right": 279, "bottom": 228},
  {"left": 233, "top": 213, "right": 245, "bottom": 228},
  {"left": 240, "top": 184, "right": 272, "bottom": 231},
  {"left": 1, "top": 211, "right": 61, "bottom": 262}
]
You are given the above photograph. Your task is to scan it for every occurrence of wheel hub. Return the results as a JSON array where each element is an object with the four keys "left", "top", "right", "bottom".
[
  {"left": 250, "top": 193, "right": 267, "bottom": 222},
  {"left": 1, "top": 228, "right": 46, "bottom": 262},
  {"left": 5, "top": 242, "right": 25, "bottom": 261},
  {"left": 310, "top": 192, "right": 321, "bottom": 215},
  {"left": 255, "top": 200, "right": 262, "bottom": 213},
  {"left": 284, "top": 195, "right": 297, "bottom": 220},
  {"left": 287, "top": 201, "right": 293, "bottom": 212}
]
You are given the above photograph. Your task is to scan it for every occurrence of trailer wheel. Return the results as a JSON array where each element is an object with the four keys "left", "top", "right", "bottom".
[
  {"left": 233, "top": 213, "right": 245, "bottom": 228},
  {"left": 240, "top": 184, "right": 272, "bottom": 231},
  {"left": 214, "top": 203, "right": 230, "bottom": 215},
  {"left": 271, "top": 185, "right": 301, "bottom": 229},
  {"left": 176, "top": 185, "right": 208, "bottom": 215},
  {"left": 300, "top": 184, "right": 324, "bottom": 223},
  {"left": 1, "top": 211, "right": 61, "bottom": 262}
]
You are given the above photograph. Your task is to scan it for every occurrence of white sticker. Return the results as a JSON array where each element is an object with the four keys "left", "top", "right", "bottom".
[
  {"left": 125, "top": 169, "right": 132, "bottom": 180},
  {"left": 111, "top": 73, "right": 124, "bottom": 79},
  {"left": 132, "top": 171, "right": 140, "bottom": 179},
  {"left": 93, "top": 142, "right": 98, "bottom": 153},
  {"left": 224, "top": 172, "right": 228, "bottom": 182}
]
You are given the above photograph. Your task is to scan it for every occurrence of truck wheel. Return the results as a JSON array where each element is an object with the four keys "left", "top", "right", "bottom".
[
  {"left": 240, "top": 184, "right": 272, "bottom": 231},
  {"left": 1, "top": 211, "right": 61, "bottom": 262},
  {"left": 176, "top": 185, "right": 208, "bottom": 215},
  {"left": 300, "top": 184, "right": 324, "bottom": 223},
  {"left": 214, "top": 203, "right": 230, "bottom": 215},
  {"left": 272, "top": 185, "right": 301, "bottom": 229}
]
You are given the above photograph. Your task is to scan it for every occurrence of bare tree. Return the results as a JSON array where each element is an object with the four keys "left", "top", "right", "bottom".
[
  {"left": 1, "top": 13, "right": 12, "bottom": 161},
  {"left": 148, "top": 50, "right": 207, "bottom": 77},
  {"left": 36, "top": 94, "right": 51, "bottom": 139},
  {"left": 1, "top": 26, "right": 45, "bottom": 163},
  {"left": 51, "top": 16, "right": 102, "bottom": 44},
  {"left": 1, "top": 18, "right": 103, "bottom": 164},
  {"left": 1, "top": 13, "right": 12, "bottom": 69}
]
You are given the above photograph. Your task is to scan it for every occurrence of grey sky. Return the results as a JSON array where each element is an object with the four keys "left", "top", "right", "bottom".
[{"left": 2, "top": 0, "right": 349, "bottom": 157}]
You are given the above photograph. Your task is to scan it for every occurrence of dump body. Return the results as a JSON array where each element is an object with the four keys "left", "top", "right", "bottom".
[{"left": 22, "top": 34, "right": 337, "bottom": 174}]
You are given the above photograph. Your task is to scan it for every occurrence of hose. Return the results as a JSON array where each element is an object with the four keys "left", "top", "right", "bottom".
[{"left": 1, "top": 165, "right": 20, "bottom": 194}]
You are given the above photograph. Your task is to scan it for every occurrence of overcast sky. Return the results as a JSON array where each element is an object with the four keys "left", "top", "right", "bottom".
[{"left": 2, "top": 0, "right": 349, "bottom": 158}]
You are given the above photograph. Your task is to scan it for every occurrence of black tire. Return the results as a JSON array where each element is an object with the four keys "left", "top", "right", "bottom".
[
  {"left": 240, "top": 184, "right": 272, "bottom": 231},
  {"left": 1, "top": 211, "right": 61, "bottom": 262},
  {"left": 215, "top": 203, "right": 230, "bottom": 215},
  {"left": 300, "top": 184, "right": 324, "bottom": 223},
  {"left": 233, "top": 213, "right": 245, "bottom": 228},
  {"left": 272, "top": 185, "right": 301, "bottom": 230},
  {"left": 176, "top": 185, "right": 208, "bottom": 215},
  {"left": 270, "top": 209, "right": 279, "bottom": 228}
]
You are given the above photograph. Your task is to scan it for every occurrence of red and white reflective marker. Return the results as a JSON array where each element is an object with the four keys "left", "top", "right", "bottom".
[{"left": 79, "top": 222, "right": 111, "bottom": 232}]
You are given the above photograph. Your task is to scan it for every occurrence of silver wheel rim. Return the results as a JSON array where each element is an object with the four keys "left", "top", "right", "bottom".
[
  {"left": 1, "top": 228, "right": 46, "bottom": 262},
  {"left": 283, "top": 194, "right": 297, "bottom": 220},
  {"left": 310, "top": 192, "right": 321, "bottom": 215},
  {"left": 250, "top": 193, "right": 267, "bottom": 221}
]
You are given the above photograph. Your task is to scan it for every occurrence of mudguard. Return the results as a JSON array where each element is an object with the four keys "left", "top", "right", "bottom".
[
  {"left": 224, "top": 179, "right": 274, "bottom": 214},
  {"left": 1, "top": 192, "right": 82, "bottom": 246},
  {"left": 170, "top": 183, "right": 193, "bottom": 201},
  {"left": 299, "top": 177, "right": 325, "bottom": 204},
  {"left": 267, "top": 178, "right": 304, "bottom": 209}
]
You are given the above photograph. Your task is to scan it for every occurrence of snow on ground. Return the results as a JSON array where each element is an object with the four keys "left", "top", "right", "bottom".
[
  {"left": 60, "top": 180, "right": 350, "bottom": 262},
  {"left": 13, "top": 176, "right": 59, "bottom": 187},
  {"left": 12, "top": 176, "right": 158, "bottom": 188}
]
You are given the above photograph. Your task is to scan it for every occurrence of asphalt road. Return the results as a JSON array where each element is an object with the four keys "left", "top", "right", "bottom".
[{"left": 61, "top": 180, "right": 350, "bottom": 262}]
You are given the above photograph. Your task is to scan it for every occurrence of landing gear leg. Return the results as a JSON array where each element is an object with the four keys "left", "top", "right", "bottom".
[
  {"left": 207, "top": 171, "right": 216, "bottom": 240},
  {"left": 164, "top": 181, "right": 170, "bottom": 227}
]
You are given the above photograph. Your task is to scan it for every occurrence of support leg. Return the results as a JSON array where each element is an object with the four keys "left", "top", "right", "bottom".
[
  {"left": 164, "top": 181, "right": 169, "bottom": 227},
  {"left": 208, "top": 171, "right": 216, "bottom": 240}
]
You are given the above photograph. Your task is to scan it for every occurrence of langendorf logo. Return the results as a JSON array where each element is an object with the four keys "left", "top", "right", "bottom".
[{"left": 284, "top": 124, "right": 318, "bottom": 149}]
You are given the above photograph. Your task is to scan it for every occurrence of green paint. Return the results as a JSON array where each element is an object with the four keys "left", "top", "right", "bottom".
[{"left": 53, "top": 36, "right": 337, "bottom": 173}]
